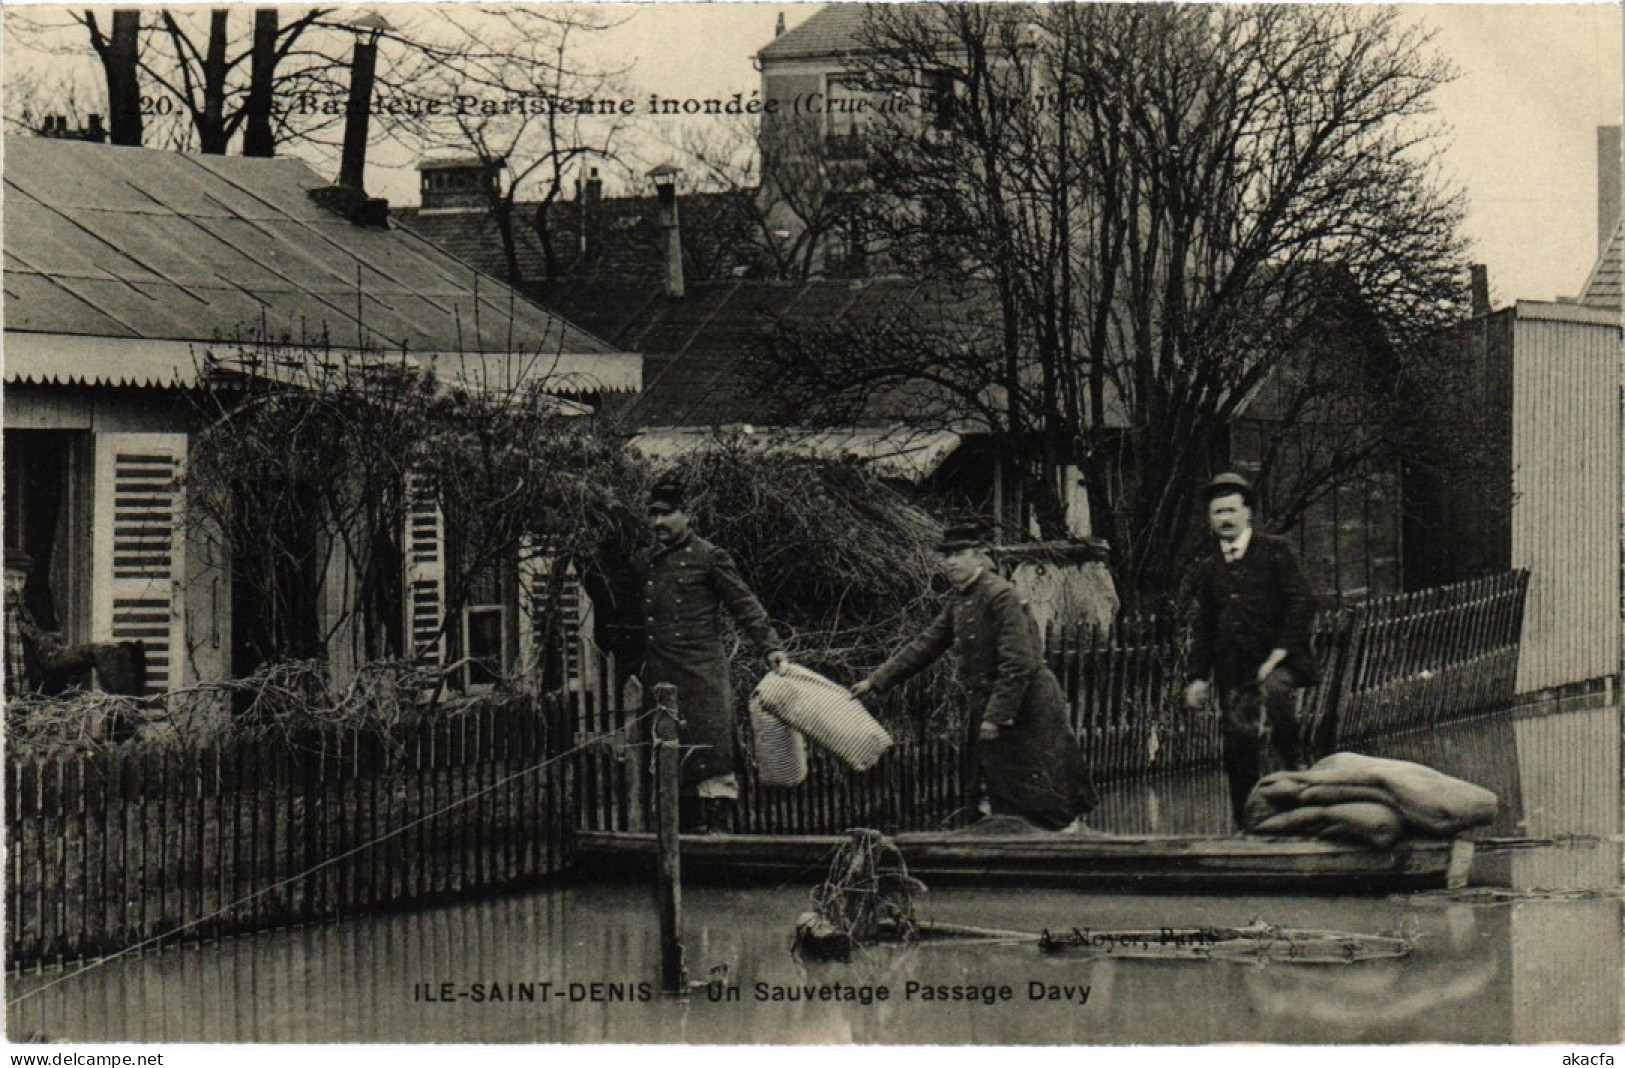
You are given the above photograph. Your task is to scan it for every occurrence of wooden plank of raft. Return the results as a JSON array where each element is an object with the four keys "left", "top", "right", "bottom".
[{"left": 575, "top": 831, "right": 1462, "bottom": 891}]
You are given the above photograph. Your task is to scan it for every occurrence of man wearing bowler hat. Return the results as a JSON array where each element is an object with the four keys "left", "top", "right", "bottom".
[
  {"left": 638, "top": 477, "right": 787, "bottom": 833},
  {"left": 852, "top": 524, "right": 1096, "bottom": 832},
  {"left": 1184, "top": 473, "right": 1320, "bottom": 826}
]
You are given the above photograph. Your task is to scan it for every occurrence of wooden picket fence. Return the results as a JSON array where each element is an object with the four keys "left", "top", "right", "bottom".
[
  {"left": 6, "top": 696, "right": 574, "bottom": 972},
  {"left": 570, "top": 570, "right": 1531, "bottom": 835},
  {"left": 1045, "top": 569, "right": 1530, "bottom": 776},
  {"left": 4, "top": 571, "right": 1528, "bottom": 972},
  {"left": 1324, "top": 573, "right": 1529, "bottom": 742}
]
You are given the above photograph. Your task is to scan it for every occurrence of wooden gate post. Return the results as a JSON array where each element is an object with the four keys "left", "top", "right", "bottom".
[{"left": 651, "top": 682, "right": 686, "bottom": 996}]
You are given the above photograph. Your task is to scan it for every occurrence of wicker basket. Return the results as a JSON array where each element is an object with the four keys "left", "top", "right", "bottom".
[
  {"left": 749, "top": 692, "right": 809, "bottom": 787},
  {"left": 753, "top": 664, "right": 892, "bottom": 772}
]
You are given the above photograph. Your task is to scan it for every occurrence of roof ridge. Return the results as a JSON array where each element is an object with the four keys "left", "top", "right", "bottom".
[{"left": 1577, "top": 217, "right": 1624, "bottom": 310}]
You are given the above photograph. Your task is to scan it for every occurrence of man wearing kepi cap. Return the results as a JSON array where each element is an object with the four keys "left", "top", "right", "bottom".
[
  {"left": 1184, "top": 473, "right": 1320, "bottom": 826},
  {"left": 638, "top": 477, "right": 787, "bottom": 833},
  {"left": 852, "top": 524, "right": 1096, "bottom": 832}
]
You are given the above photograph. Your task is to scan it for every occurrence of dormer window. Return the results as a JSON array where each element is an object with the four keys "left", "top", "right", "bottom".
[
  {"left": 924, "top": 69, "right": 958, "bottom": 131},
  {"left": 825, "top": 74, "right": 875, "bottom": 145}
]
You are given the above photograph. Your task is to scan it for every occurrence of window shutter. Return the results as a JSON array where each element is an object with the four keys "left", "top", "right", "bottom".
[
  {"left": 403, "top": 472, "right": 446, "bottom": 668},
  {"left": 92, "top": 433, "right": 186, "bottom": 695},
  {"left": 517, "top": 553, "right": 595, "bottom": 694},
  {"left": 516, "top": 540, "right": 548, "bottom": 689}
]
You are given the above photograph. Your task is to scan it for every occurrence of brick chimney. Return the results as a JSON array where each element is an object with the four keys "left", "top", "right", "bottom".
[
  {"left": 309, "top": 16, "right": 392, "bottom": 228},
  {"left": 418, "top": 157, "right": 504, "bottom": 212},
  {"left": 580, "top": 167, "right": 603, "bottom": 260},
  {"left": 648, "top": 164, "right": 685, "bottom": 299},
  {"left": 1469, "top": 263, "right": 1491, "bottom": 318},
  {"left": 1598, "top": 126, "right": 1621, "bottom": 253}
]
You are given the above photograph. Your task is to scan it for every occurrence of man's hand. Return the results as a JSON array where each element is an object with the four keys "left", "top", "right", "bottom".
[
  {"left": 1184, "top": 679, "right": 1210, "bottom": 710},
  {"left": 1256, "top": 649, "right": 1287, "bottom": 683},
  {"left": 850, "top": 678, "right": 874, "bottom": 699},
  {"left": 978, "top": 721, "right": 1002, "bottom": 742},
  {"left": 767, "top": 650, "right": 790, "bottom": 676}
]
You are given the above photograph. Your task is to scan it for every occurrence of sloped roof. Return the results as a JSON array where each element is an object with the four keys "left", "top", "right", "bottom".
[
  {"left": 1578, "top": 220, "right": 1622, "bottom": 310},
  {"left": 757, "top": 4, "right": 872, "bottom": 61},
  {"left": 629, "top": 425, "right": 964, "bottom": 482},
  {"left": 396, "top": 188, "right": 764, "bottom": 286},
  {"left": 533, "top": 275, "right": 1130, "bottom": 432},
  {"left": 2, "top": 137, "right": 622, "bottom": 366}
]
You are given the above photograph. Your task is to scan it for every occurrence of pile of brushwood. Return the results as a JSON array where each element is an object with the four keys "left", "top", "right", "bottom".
[
  {"left": 601, "top": 441, "right": 968, "bottom": 739},
  {"left": 4, "top": 657, "right": 497, "bottom": 758}
]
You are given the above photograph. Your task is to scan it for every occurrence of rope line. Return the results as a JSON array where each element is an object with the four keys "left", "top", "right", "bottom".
[{"left": 7, "top": 707, "right": 660, "bottom": 1008}]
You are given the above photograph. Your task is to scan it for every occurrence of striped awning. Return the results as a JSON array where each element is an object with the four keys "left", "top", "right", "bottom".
[{"left": 3, "top": 333, "right": 642, "bottom": 395}]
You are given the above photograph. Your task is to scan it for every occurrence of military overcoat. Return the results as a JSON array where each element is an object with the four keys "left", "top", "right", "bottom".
[
  {"left": 869, "top": 569, "right": 1095, "bottom": 829},
  {"left": 637, "top": 532, "right": 782, "bottom": 787}
]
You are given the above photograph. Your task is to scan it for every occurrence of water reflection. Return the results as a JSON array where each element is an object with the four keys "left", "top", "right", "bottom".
[{"left": 9, "top": 705, "right": 1621, "bottom": 1044}]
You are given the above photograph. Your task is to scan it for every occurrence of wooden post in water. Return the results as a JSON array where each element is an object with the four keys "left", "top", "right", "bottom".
[{"left": 651, "top": 682, "right": 686, "bottom": 996}]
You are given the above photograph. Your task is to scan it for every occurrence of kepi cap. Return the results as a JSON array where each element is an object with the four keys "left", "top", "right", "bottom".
[
  {"left": 935, "top": 523, "right": 986, "bottom": 554},
  {"left": 646, "top": 477, "right": 686, "bottom": 514}
]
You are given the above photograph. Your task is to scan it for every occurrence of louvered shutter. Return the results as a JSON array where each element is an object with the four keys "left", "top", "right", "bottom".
[
  {"left": 516, "top": 553, "right": 595, "bottom": 694},
  {"left": 403, "top": 472, "right": 446, "bottom": 668},
  {"left": 516, "top": 541, "right": 548, "bottom": 690},
  {"left": 92, "top": 433, "right": 186, "bottom": 695}
]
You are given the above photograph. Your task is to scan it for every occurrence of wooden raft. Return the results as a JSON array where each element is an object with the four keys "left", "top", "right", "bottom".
[{"left": 576, "top": 830, "right": 1475, "bottom": 894}]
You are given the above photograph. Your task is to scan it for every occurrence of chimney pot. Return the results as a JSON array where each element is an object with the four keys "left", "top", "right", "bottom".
[
  {"left": 648, "top": 165, "right": 685, "bottom": 299},
  {"left": 776, "top": 12, "right": 787, "bottom": 36},
  {"left": 1469, "top": 264, "right": 1491, "bottom": 318},
  {"left": 338, "top": 34, "right": 380, "bottom": 192},
  {"left": 581, "top": 166, "right": 603, "bottom": 263}
]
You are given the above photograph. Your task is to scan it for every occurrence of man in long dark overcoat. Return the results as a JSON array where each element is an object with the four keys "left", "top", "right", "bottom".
[
  {"left": 638, "top": 479, "right": 786, "bottom": 831},
  {"left": 853, "top": 526, "right": 1096, "bottom": 831},
  {"left": 1183, "top": 473, "right": 1321, "bottom": 826}
]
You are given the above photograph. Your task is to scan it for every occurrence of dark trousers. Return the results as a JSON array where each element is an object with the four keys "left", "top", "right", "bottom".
[{"left": 1219, "top": 668, "right": 1304, "bottom": 827}]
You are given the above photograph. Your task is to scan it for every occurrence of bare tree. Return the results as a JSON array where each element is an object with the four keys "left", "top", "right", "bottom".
[
  {"left": 381, "top": 8, "right": 634, "bottom": 284},
  {"left": 185, "top": 338, "right": 644, "bottom": 698},
  {"left": 751, "top": 4, "right": 1473, "bottom": 602},
  {"left": 664, "top": 114, "right": 874, "bottom": 281},
  {"left": 7, "top": 6, "right": 353, "bottom": 154},
  {"left": 84, "top": 9, "right": 141, "bottom": 145}
]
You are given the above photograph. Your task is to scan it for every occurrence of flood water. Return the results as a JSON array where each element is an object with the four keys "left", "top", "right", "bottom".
[{"left": 9, "top": 701, "right": 1622, "bottom": 1045}]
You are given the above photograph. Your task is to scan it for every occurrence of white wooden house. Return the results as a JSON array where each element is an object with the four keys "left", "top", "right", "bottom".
[{"left": 3, "top": 136, "right": 639, "bottom": 698}]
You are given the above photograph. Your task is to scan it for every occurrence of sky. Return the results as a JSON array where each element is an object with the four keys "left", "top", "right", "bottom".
[{"left": 3, "top": 2, "right": 1621, "bottom": 305}]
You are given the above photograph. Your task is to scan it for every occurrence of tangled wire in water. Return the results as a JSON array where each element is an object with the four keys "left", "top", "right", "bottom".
[{"left": 795, "top": 829, "right": 927, "bottom": 961}]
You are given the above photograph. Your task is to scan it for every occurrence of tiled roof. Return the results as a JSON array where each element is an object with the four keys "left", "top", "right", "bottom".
[
  {"left": 2, "top": 136, "right": 616, "bottom": 361},
  {"left": 757, "top": 4, "right": 873, "bottom": 61},
  {"left": 395, "top": 189, "right": 766, "bottom": 286},
  {"left": 630, "top": 425, "right": 965, "bottom": 482},
  {"left": 1579, "top": 220, "right": 1622, "bottom": 311},
  {"left": 532, "top": 276, "right": 1091, "bottom": 431}
]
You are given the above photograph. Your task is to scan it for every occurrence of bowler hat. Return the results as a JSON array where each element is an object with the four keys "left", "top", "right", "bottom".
[
  {"left": 1202, "top": 472, "right": 1254, "bottom": 506},
  {"left": 646, "top": 478, "right": 686, "bottom": 513},
  {"left": 935, "top": 523, "right": 986, "bottom": 554}
]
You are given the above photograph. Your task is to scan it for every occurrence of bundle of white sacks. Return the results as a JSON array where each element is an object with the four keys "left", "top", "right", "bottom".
[{"left": 749, "top": 664, "right": 893, "bottom": 787}]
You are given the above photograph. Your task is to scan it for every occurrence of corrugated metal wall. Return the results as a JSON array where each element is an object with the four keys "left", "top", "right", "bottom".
[{"left": 1509, "top": 302, "right": 1622, "bottom": 692}]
